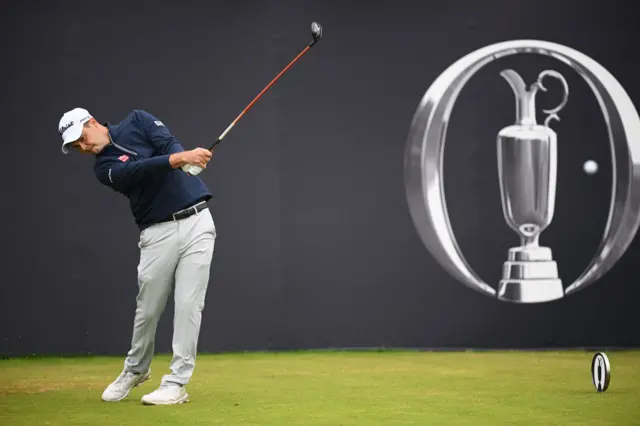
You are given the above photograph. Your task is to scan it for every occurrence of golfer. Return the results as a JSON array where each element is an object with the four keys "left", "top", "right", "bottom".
[{"left": 59, "top": 107, "right": 216, "bottom": 405}]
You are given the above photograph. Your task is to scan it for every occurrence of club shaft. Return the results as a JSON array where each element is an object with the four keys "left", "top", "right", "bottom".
[{"left": 208, "top": 43, "right": 313, "bottom": 150}]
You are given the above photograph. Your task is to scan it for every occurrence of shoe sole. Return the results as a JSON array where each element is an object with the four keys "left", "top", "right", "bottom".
[
  {"left": 101, "top": 372, "right": 151, "bottom": 402},
  {"left": 141, "top": 393, "right": 190, "bottom": 406}
]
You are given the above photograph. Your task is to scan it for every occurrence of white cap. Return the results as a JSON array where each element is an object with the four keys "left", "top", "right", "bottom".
[{"left": 58, "top": 107, "right": 93, "bottom": 154}]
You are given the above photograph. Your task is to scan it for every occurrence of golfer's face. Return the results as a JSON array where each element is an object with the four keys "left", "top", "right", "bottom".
[{"left": 71, "top": 123, "right": 105, "bottom": 154}]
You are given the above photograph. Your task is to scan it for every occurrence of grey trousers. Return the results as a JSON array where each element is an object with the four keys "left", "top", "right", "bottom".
[{"left": 123, "top": 205, "right": 216, "bottom": 386}]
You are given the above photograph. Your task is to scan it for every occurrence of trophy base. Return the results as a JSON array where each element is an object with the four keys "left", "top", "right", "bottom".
[
  {"left": 497, "top": 246, "right": 564, "bottom": 304},
  {"left": 498, "top": 278, "right": 564, "bottom": 303}
]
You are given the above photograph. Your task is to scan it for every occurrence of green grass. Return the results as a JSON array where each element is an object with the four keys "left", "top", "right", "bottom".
[{"left": 1, "top": 350, "right": 638, "bottom": 425}]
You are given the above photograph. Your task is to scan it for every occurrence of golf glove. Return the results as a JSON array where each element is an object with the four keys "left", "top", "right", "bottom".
[{"left": 181, "top": 164, "right": 203, "bottom": 176}]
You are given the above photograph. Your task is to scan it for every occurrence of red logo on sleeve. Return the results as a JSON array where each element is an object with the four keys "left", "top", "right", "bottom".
[{"left": 118, "top": 155, "right": 129, "bottom": 162}]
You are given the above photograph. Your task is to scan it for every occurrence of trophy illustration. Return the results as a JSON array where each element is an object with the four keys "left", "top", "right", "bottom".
[
  {"left": 405, "top": 40, "right": 640, "bottom": 303},
  {"left": 496, "top": 69, "right": 569, "bottom": 303}
]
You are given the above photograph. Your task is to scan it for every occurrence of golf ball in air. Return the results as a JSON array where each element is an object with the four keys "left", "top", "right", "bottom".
[{"left": 583, "top": 160, "right": 598, "bottom": 175}]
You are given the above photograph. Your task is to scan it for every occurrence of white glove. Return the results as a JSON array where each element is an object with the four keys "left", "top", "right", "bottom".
[{"left": 181, "top": 164, "right": 203, "bottom": 176}]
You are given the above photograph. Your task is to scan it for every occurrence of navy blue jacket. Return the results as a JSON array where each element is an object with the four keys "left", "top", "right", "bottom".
[{"left": 94, "top": 110, "right": 212, "bottom": 230}]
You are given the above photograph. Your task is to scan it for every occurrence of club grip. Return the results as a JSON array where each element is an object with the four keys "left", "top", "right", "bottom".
[{"left": 208, "top": 138, "right": 222, "bottom": 151}]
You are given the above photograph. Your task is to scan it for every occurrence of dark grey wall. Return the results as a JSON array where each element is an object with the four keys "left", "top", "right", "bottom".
[{"left": 2, "top": 0, "right": 639, "bottom": 356}]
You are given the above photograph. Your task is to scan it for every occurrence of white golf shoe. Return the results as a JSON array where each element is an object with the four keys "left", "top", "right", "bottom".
[
  {"left": 101, "top": 369, "right": 151, "bottom": 402},
  {"left": 141, "top": 384, "right": 189, "bottom": 405}
]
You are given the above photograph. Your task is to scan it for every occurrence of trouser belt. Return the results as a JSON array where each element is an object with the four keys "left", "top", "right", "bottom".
[{"left": 160, "top": 201, "right": 208, "bottom": 223}]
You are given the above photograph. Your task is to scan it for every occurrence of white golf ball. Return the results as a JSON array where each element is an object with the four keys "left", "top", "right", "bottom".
[{"left": 583, "top": 160, "right": 598, "bottom": 175}]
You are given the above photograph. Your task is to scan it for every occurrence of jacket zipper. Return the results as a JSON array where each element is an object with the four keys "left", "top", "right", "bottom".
[{"left": 108, "top": 132, "right": 138, "bottom": 156}]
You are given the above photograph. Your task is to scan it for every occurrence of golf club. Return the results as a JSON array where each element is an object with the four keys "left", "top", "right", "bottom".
[{"left": 183, "top": 22, "right": 323, "bottom": 176}]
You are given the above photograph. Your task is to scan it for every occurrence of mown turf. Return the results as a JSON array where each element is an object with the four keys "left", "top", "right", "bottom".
[{"left": 0, "top": 350, "right": 638, "bottom": 425}]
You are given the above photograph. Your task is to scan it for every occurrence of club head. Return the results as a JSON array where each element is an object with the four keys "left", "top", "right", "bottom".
[{"left": 310, "top": 22, "right": 322, "bottom": 45}]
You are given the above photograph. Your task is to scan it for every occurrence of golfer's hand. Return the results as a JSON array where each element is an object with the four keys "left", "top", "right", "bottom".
[
  {"left": 170, "top": 148, "right": 212, "bottom": 169},
  {"left": 183, "top": 148, "right": 212, "bottom": 168}
]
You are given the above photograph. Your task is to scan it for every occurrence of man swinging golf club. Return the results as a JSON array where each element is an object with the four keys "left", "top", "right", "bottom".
[
  {"left": 58, "top": 20, "right": 322, "bottom": 406},
  {"left": 59, "top": 107, "right": 216, "bottom": 405}
]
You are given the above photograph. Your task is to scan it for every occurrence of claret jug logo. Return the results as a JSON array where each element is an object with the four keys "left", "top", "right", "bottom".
[{"left": 404, "top": 40, "right": 640, "bottom": 304}]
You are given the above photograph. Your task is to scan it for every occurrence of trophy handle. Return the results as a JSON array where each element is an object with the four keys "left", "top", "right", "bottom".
[{"left": 532, "top": 70, "right": 570, "bottom": 127}]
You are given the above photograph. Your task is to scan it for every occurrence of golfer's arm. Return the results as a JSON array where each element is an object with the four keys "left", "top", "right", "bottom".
[{"left": 96, "top": 156, "right": 179, "bottom": 191}]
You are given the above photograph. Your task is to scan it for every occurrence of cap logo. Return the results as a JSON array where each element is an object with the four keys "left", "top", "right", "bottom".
[{"left": 59, "top": 121, "right": 74, "bottom": 135}]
